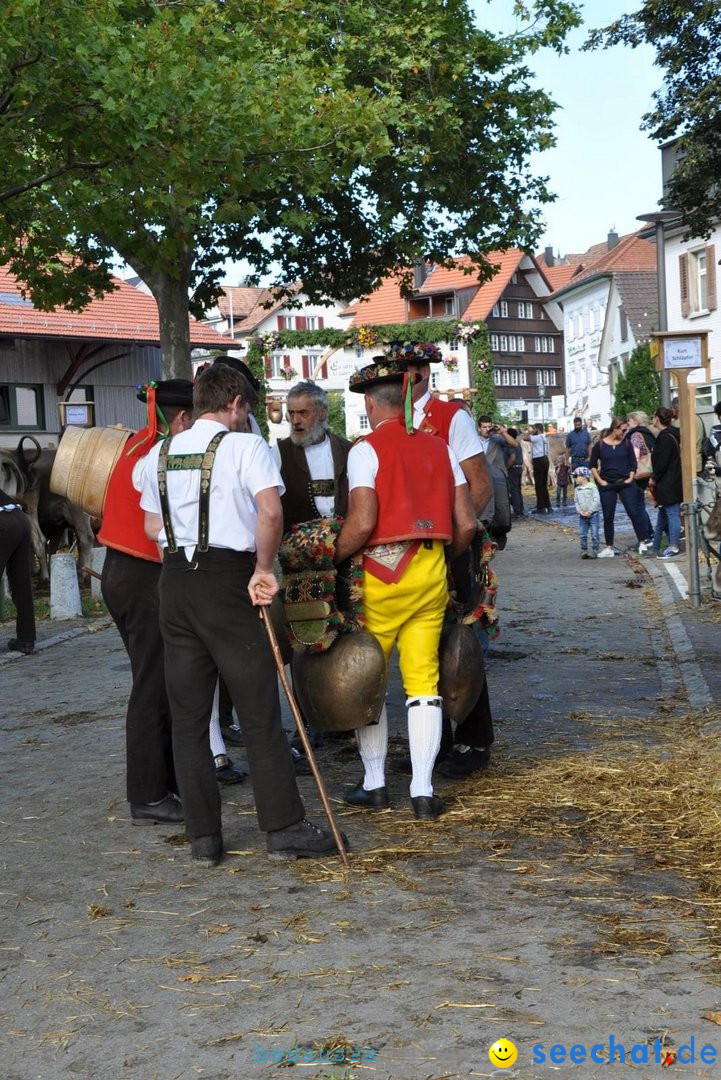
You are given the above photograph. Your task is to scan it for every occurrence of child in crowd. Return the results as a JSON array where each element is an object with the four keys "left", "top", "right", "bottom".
[
  {"left": 555, "top": 457, "right": 570, "bottom": 507},
  {"left": 573, "top": 466, "right": 601, "bottom": 559}
]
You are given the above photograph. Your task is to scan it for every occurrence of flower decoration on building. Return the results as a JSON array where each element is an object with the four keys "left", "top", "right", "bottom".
[
  {"left": 279, "top": 361, "right": 298, "bottom": 381},
  {"left": 454, "top": 320, "right": 483, "bottom": 342},
  {"left": 443, "top": 354, "right": 459, "bottom": 372},
  {"left": 356, "top": 325, "right": 379, "bottom": 348},
  {"left": 262, "top": 332, "right": 281, "bottom": 352},
  {"left": 476, "top": 357, "right": 490, "bottom": 373}
]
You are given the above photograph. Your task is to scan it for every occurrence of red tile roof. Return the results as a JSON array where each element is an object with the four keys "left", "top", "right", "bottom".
[
  {"left": 347, "top": 252, "right": 526, "bottom": 326},
  {"left": 547, "top": 232, "right": 657, "bottom": 300},
  {"left": 540, "top": 263, "right": 581, "bottom": 291},
  {"left": 0, "top": 266, "right": 230, "bottom": 348},
  {"left": 345, "top": 271, "right": 411, "bottom": 325},
  {"left": 216, "top": 284, "right": 303, "bottom": 333}
]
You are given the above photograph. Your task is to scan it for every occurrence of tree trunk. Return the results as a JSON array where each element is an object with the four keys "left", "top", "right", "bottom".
[{"left": 142, "top": 258, "right": 194, "bottom": 380}]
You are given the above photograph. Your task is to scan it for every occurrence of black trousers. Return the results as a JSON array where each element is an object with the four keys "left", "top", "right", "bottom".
[
  {"left": 533, "top": 456, "right": 551, "bottom": 510},
  {"left": 159, "top": 548, "right": 304, "bottom": 840},
  {"left": 448, "top": 544, "right": 495, "bottom": 750},
  {"left": 454, "top": 678, "right": 494, "bottom": 749},
  {"left": 101, "top": 548, "right": 176, "bottom": 804},
  {"left": 508, "top": 466, "right": 524, "bottom": 516},
  {"left": 0, "top": 509, "right": 36, "bottom": 644}
]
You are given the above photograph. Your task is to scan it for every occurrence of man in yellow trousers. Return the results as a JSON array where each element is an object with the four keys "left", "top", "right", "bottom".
[{"left": 334, "top": 356, "right": 476, "bottom": 819}]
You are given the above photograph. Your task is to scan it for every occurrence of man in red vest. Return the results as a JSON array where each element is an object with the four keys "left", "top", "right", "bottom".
[
  {"left": 98, "top": 380, "right": 193, "bottom": 826},
  {"left": 393, "top": 342, "right": 497, "bottom": 779},
  {"left": 335, "top": 358, "right": 476, "bottom": 819}
]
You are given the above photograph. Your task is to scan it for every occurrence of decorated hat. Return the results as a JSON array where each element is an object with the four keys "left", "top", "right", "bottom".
[
  {"left": 387, "top": 340, "right": 443, "bottom": 366},
  {"left": 136, "top": 378, "right": 194, "bottom": 408},
  {"left": 348, "top": 357, "right": 420, "bottom": 393},
  {"left": 572, "top": 466, "right": 592, "bottom": 480},
  {"left": 131, "top": 379, "right": 194, "bottom": 453}
]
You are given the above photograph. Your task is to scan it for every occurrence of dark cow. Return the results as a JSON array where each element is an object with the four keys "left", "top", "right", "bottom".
[{"left": 12, "top": 435, "right": 96, "bottom": 583}]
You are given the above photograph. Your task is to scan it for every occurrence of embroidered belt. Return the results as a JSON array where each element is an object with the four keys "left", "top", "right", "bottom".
[{"left": 309, "top": 479, "right": 335, "bottom": 497}]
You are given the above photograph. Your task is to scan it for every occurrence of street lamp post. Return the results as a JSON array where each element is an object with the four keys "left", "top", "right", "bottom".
[
  {"left": 636, "top": 209, "right": 679, "bottom": 408},
  {"left": 538, "top": 382, "right": 546, "bottom": 423}
]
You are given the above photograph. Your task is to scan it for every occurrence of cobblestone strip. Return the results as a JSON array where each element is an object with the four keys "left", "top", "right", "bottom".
[{"left": 647, "top": 561, "right": 714, "bottom": 713}]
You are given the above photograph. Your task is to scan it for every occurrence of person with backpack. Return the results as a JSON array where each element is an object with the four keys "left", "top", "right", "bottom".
[{"left": 625, "top": 410, "right": 656, "bottom": 554}]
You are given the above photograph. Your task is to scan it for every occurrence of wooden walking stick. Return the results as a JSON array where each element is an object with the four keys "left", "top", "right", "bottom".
[{"left": 259, "top": 606, "right": 349, "bottom": 867}]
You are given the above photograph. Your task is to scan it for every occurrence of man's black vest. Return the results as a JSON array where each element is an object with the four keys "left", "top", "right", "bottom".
[{"left": 277, "top": 432, "right": 351, "bottom": 528}]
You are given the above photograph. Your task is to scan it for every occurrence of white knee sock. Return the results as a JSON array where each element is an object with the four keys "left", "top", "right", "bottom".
[
  {"left": 208, "top": 681, "right": 226, "bottom": 758},
  {"left": 407, "top": 697, "right": 443, "bottom": 798},
  {"left": 357, "top": 704, "right": 388, "bottom": 790}
]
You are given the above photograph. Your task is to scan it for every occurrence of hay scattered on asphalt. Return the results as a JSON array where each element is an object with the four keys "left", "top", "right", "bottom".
[{"left": 298, "top": 709, "right": 721, "bottom": 964}]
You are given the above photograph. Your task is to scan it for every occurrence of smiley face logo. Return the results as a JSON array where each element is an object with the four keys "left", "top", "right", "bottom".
[{"left": 488, "top": 1039, "right": 518, "bottom": 1068}]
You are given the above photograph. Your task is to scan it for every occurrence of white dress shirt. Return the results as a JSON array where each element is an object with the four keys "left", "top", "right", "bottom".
[{"left": 134, "top": 418, "right": 284, "bottom": 554}]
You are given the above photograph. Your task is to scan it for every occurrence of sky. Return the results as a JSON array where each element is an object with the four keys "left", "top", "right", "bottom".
[{"left": 476, "top": 0, "right": 664, "bottom": 257}]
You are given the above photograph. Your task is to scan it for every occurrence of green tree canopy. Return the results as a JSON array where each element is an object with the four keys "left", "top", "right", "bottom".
[
  {"left": 612, "top": 343, "right": 660, "bottom": 420},
  {"left": 587, "top": 2, "right": 721, "bottom": 237},
  {"left": 1, "top": 0, "right": 580, "bottom": 377}
]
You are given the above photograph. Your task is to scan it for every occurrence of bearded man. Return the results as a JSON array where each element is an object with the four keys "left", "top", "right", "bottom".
[{"left": 272, "top": 381, "right": 352, "bottom": 527}]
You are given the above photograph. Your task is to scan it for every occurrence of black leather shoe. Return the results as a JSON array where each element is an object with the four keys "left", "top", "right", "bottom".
[
  {"left": 267, "top": 818, "right": 348, "bottom": 860},
  {"left": 343, "top": 781, "right": 390, "bottom": 810},
  {"left": 221, "top": 724, "right": 244, "bottom": 747},
  {"left": 435, "top": 745, "right": 491, "bottom": 779},
  {"left": 290, "top": 747, "right": 312, "bottom": 775},
  {"left": 411, "top": 794, "right": 446, "bottom": 820},
  {"left": 214, "top": 754, "right": 247, "bottom": 784},
  {"left": 130, "top": 792, "right": 184, "bottom": 826},
  {"left": 7, "top": 638, "right": 34, "bottom": 655},
  {"left": 191, "top": 832, "right": 223, "bottom": 867}
]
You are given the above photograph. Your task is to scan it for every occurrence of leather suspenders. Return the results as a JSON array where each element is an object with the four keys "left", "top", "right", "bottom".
[{"left": 157, "top": 431, "right": 229, "bottom": 554}]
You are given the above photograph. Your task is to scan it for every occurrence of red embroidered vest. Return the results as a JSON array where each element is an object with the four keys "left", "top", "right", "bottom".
[
  {"left": 97, "top": 428, "right": 161, "bottom": 562},
  {"left": 364, "top": 419, "right": 454, "bottom": 545},
  {"left": 417, "top": 397, "right": 465, "bottom": 445}
]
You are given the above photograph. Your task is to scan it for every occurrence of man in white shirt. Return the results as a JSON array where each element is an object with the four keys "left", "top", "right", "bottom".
[
  {"left": 136, "top": 364, "right": 345, "bottom": 867},
  {"left": 523, "top": 423, "right": 552, "bottom": 513}
]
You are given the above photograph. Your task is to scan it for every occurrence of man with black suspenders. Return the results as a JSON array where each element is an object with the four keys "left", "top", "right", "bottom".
[{"left": 136, "top": 364, "right": 345, "bottom": 867}]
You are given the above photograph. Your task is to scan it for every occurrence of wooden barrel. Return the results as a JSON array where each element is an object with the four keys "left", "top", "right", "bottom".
[{"left": 50, "top": 425, "right": 133, "bottom": 518}]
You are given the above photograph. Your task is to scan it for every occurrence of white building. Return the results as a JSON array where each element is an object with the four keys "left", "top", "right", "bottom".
[
  {"left": 547, "top": 232, "right": 658, "bottom": 427},
  {"left": 662, "top": 227, "right": 721, "bottom": 416}
]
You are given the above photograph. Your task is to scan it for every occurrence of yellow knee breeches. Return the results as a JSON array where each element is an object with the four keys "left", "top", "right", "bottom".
[{"left": 363, "top": 542, "right": 448, "bottom": 699}]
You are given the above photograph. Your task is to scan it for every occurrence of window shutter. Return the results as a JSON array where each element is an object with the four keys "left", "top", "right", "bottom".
[
  {"left": 301, "top": 354, "right": 310, "bottom": 377},
  {"left": 295, "top": 316, "right": 307, "bottom": 331},
  {"left": 277, "top": 315, "right": 285, "bottom": 330},
  {"left": 679, "top": 253, "right": 690, "bottom": 317},
  {"left": 318, "top": 316, "right": 324, "bottom": 330},
  {"left": 706, "top": 245, "right": 717, "bottom": 311},
  {"left": 319, "top": 361, "right": 328, "bottom": 379},
  {"left": 264, "top": 354, "right": 272, "bottom": 377}
]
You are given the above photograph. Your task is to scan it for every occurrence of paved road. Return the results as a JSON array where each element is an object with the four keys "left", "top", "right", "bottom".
[{"left": 1, "top": 517, "right": 720, "bottom": 1080}]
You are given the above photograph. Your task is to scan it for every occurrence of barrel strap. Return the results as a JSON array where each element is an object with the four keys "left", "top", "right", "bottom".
[{"left": 157, "top": 431, "right": 229, "bottom": 554}]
